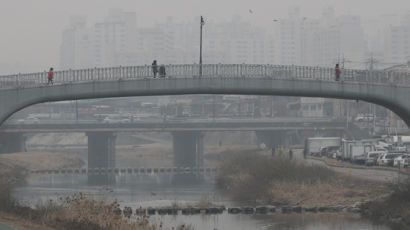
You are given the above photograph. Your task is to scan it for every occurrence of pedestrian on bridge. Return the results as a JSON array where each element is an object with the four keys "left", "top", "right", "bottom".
[
  {"left": 159, "top": 65, "right": 166, "bottom": 78},
  {"left": 335, "top": 64, "right": 341, "bottom": 81},
  {"left": 152, "top": 60, "right": 158, "bottom": 78},
  {"left": 47, "top": 67, "right": 54, "bottom": 85}
]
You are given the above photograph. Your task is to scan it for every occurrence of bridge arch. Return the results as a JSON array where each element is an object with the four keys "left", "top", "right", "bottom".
[
  {"left": 0, "top": 65, "right": 409, "bottom": 128},
  {"left": 0, "top": 77, "right": 409, "bottom": 128}
]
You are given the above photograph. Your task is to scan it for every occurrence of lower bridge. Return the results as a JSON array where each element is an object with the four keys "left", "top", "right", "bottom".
[{"left": 25, "top": 167, "right": 218, "bottom": 176}]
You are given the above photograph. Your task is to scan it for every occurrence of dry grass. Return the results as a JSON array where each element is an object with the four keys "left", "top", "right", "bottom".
[
  {"left": 41, "top": 193, "right": 195, "bottom": 230},
  {"left": 116, "top": 143, "right": 173, "bottom": 168},
  {"left": 36, "top": 193, "right": 156, "bottom": 230},
  {"left": 0, "top": 161, "right": 189, "bottom": 229},
  {"left": 217, "top": 152, "right": 389, "bottom": 206},
  {"left": 193, "top": 197, "right": 215, "bottom": 208},
  {"left": 269, "top": 179, "right": 385, "bottom": 206},
  {"left": 361, "top": 179, "right": 410, "bottom": 229},
  {"left": 0, "top": 152, "right": 84, "bottom": 170},
  {"left": 0, "top": 212, "right": 56, "bottom": 230},
  {"left": 0, "top": 162, "right": 25, "bottom": 212}
]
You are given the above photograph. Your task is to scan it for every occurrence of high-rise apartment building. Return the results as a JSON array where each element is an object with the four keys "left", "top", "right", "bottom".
[
  {"left": 60, "top": 10, "right": 137, "bottom": 69},
  {"left": 383, "top": 14, "right": 410, "bottom": 64},
  {"left": 93, "top": 9, "right": 137, "bottom": 67},
  {"left": 60, "top": 16, "right": 93, "bottom": 69},
  {"left": 60, "top": 13, "right": 275, "bottom": 68},
  {"left": 61, "top": 8, "right": 369, "bottom": 70},
  {"left": 276, "top": 7, "right": 366, "bottom": 68},
  {"left": 202, "top": 16, "right": 275, "bottom": 64}
]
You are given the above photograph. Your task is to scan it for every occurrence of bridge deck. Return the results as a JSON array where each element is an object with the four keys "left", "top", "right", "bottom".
[
  {"left": 1, "top": 64, "right": 409, "bottom": 89},
  {"left": 0, "top": 118, "right": 346, "bottom": 132}
]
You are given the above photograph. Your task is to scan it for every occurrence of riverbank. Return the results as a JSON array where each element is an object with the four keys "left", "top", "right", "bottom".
[
  {"left": 0, "top": 212, "right": 55, "bottom": 230},
  {"left": 0, "top": 152, "right": 84, "bottom": 171},
  {"left": 0, "top": 160, "right": 193, "bottom": 230},
  {"left": 216, "top": 150, "right": 390, "bottom": 207},
  {"left": 360, "top": 180, "right": 410, "bottom": 229}
]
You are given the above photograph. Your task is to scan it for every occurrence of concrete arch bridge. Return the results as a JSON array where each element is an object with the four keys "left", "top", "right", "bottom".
[{"left": 1, "top": 64, "right": 409, "bottom": 184}]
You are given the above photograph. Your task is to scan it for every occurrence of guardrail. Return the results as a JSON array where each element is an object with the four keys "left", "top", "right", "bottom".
[
  {"left": 25, "top": 167, "right": 218, "bottom": 175},
  {"left": 1, "top": 64, "right": 409, "bottom": 89}
]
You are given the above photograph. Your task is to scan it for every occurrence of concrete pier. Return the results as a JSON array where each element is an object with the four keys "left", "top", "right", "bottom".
[
  {"left": 256, "top": 130, "right": 288, "bottom": 149},
  {"left": 172, "top": 131, "right": 204, "bottom": 168},
  {"left": 0, "top": 133, "right": 26, "bottom": 154},
  {"left": 87, "top": 131, "right": 116, "bottom": 185},
  {"left": 172, "top": 131, "right": 204, "bottom": 183}
]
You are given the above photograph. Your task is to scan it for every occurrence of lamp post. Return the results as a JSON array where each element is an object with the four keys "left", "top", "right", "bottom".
[{"left": 199, "top": 16, "right": 205, "bottom": 77}]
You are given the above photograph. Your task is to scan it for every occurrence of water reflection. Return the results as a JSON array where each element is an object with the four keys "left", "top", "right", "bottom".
[{"left": 14, "top": 175, "right": 390, "bottom": 230}]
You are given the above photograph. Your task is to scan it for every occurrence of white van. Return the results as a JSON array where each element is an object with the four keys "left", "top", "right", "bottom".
[{"left": 365, "top": 151, "right": 386, "bottom": 166}]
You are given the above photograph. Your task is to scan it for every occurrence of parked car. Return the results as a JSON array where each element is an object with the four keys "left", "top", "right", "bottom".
[
  {"left": 365, "top": 151, "right": 385, "bottom": 166},
  {"left": 393, "top": 154, "right": 410, "bottom": 168},
  {"left": 392, "top": 146, "right": 407, "bottom": 153},
  {"left": 320, "top": 146, "right": 340, "bottom": 158},
  {"left": 378, "top": 153, "right": 402, "bottom": 166},
  {"left": 17, "top": 117, "right": 39, "bottom": 124},
  {"left": 354, "top": 114, "right": 375, "bottom": 122},
  {"left": 103, "top": 116, "right": 131, "bottom": 124}
]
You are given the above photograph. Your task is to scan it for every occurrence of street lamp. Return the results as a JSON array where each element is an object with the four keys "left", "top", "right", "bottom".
[{"left": 199, "top": 16, "right": 205, "bottom": 77}]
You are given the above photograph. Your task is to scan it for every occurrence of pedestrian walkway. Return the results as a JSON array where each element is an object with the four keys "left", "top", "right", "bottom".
[{"left": 0, "top": 222, "right": 14, "bottom": 230}]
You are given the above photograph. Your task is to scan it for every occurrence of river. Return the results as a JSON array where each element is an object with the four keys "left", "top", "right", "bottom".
[{"left": 12, "top": 173, "right": 390, "bottom": 230}]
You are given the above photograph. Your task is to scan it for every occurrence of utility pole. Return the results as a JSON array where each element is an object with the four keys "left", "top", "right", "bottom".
[
  {"left": 369, "top": 54, "right": 375, "bottom": 72},
  {"left": 212, "top": 95, "right": 216, "bottom": 121},
  {"left": 340, "top": 54, "right": 349, "bottom": 128},
  {"left": 368, "top": 54, "right": 376, "bottom": 133},
  {"left": 75, "top": 100, "right": 78, "bottom": 123},
  {"left": 373, "top": 104, "right": 376, "bottom": 135},
  {"left": 199, "top": 16, "right": 205, "bottom": 77}
]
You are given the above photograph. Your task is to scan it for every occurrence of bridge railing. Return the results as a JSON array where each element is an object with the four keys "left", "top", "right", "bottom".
[{"left": 0, "top": 64, "right": 409, "bottom": 89}]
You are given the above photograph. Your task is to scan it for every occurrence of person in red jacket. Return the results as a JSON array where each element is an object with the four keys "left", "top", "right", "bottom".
[
  {"left": 335, "top": 64, "right": 341, "bottom": 81},
  {"left": 48, "top": 67, "right": 54, "bottom": 85}
]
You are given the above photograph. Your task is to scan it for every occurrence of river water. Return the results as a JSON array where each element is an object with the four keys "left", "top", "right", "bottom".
[{"left": 13, "top": 174, "right": 390, "bottom": 230}]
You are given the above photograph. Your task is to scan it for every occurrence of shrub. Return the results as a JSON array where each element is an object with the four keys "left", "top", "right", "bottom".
[
  {"left": 217, "top": 152, "right": 338, "bottom": 203},
  {"left": 0, "top": 163, "right": 25, "bottom": 212},
  {"left": 361, "top": 179, "right": 410, "bottom": 228}
]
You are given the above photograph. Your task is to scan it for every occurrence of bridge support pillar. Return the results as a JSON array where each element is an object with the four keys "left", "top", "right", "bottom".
[
  {"left": 172, "top": 131, "right": 204, "bottom": 183},
  {"left": 86, "top": 132, "right": 116, "bottom": 185},
  {"left": 0, "top": 133, "right": 26, "bottom": 154},
  {"left": 256, "top": 130, "right": 288, "bottom": 150}
]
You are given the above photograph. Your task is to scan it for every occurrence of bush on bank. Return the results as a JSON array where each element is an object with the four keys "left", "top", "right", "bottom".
[
  {"left": 216, "top": 151, "right": 388, "bottom": 206},
  {"left": 361, "top": 179, "right": 410, "bottom": 229},
  {"left": 216, "top": 152, "right": 336, "bottom": 203},
  {"left": 0, "top": 163, "right": 25, "bottom": 213}
]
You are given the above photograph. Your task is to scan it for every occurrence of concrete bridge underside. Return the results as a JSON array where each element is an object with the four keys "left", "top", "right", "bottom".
[{"left": 1, "top": 77, "right": 409, "bottom": 128}]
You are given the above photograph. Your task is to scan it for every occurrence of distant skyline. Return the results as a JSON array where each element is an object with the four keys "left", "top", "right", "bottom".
[{"left": 0, "top": 0, "right": 409, "bottom": 74}]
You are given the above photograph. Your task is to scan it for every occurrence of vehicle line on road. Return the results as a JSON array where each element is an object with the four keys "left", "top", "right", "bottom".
[
  {"left": 306, "top": 157, "right": 408, "bottom": 182},
  {"left": 308, "top": 156, "right": 410, "bottom": 174}
]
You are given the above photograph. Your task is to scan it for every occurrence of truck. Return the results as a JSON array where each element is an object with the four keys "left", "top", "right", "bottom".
[
  {"left": 304, "top": 137, "right": 342, "bottom": 157},
  {"left": 340, "top": 139, "right": 376, "bottom": 164}
]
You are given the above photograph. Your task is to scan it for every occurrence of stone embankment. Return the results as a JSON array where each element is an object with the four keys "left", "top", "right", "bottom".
[{"left": 115, "top": 204, "right": 362, "bottom": 217}]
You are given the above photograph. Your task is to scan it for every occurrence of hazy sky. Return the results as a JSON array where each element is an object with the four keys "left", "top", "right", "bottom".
[{"left": 0, "top": 0, "right": 409, "bottom": 73}]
